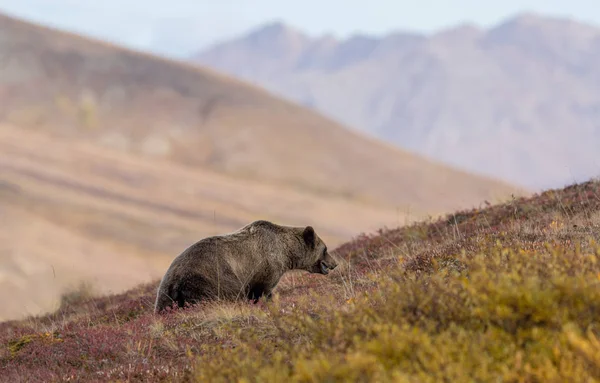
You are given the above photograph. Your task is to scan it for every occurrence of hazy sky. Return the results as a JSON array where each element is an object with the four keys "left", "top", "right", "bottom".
[{"left": 1, "top": 0, "right": 598, "bottom": 57}]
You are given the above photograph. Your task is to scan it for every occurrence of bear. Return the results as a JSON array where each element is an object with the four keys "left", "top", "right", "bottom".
[{"left": 154, "top": 220, "right": 338, "bottom": 313}]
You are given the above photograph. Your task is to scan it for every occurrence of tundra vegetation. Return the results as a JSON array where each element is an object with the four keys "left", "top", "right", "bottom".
[{"left": 1, "top": 179, "right": 600, "bottom": 382}]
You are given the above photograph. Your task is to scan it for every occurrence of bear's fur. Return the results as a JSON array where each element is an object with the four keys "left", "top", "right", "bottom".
[{"left": 154, "top": 220, "right": 337, "bottom": 313}]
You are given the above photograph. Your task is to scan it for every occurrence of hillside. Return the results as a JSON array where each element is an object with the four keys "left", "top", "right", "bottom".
[
  {"left": 0, "top": 12, "right": 519, "bottom": 211},
  {"left": 1, "top": 178, "right": 599, "bottom": 381},
  {"left": 194, "top": 12, "right": 600, "bottom": 190},
  {"left": 0, "top": 123, "right": 407, "bottom": 321},
  {"left": 0, "top": 13, "right": 522, "bottom": 321}
]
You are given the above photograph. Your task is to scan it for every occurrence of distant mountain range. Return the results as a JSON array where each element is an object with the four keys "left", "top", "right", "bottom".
[{"left": 193, "top": 12, "right": 600, "bottom": 190}]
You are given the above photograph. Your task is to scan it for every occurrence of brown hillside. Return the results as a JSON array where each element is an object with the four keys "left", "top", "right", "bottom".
[
  {"left": 0, "top": 12, "right": 521, "bottom": 212},
  {"left": 0, "top": 13, "right": 523, "bottom": 321},
  {"left": 0, "top": 123, "right": 406, "bottom": 321}
]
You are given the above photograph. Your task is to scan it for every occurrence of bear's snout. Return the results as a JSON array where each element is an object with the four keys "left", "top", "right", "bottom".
[{"left": 318, "top": 259, "right": 337, "bottom": 275}]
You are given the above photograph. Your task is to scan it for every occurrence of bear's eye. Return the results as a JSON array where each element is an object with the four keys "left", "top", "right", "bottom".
[{"left": 323, "top": 247, "right": 327, "bottom": 256}]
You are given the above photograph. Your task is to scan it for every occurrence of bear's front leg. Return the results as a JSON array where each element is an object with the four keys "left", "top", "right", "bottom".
[
  {"left": 262, "top": 287, "right": 274, "bottom": 302},
  {"left": 252, "top": 290, "right": 272, "bottom": 304},
  {"left": 248, "top": 283, "right": 267, "bottom": 304}
]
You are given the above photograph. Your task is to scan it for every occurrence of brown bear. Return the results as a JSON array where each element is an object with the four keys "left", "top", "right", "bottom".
[{"left": 154, "top": 220, "right": 337, "bottom": 313}]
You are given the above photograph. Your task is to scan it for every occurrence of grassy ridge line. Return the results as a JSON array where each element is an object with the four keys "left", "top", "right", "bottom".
[
  {"left": 336, "top": 178, "right": 600, "bottom": 260},
  {"left": 0, "top": 180, "right": 599, "bottom": 382}
]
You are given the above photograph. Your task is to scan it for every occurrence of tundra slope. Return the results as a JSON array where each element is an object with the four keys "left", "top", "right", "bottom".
[
  {"left": 155, "top": 220, "right": 337, "bottom": 312},
  {"left": 0, "top": 179, "right": 599, "bottom": 381}
]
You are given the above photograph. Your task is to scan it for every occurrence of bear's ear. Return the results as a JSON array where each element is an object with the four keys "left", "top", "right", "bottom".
[{"left": 302, "top": 226, "right": 316, "bottom": 248}]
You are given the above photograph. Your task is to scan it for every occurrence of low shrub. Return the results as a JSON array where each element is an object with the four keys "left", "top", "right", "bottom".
[{"left": 191, "top": 241, "right": 600, "bottom": 382}]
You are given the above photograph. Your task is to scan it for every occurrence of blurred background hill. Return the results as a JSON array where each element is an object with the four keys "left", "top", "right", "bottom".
[{"left": 1, "top": 1, "right": 598, "bottom": 321}]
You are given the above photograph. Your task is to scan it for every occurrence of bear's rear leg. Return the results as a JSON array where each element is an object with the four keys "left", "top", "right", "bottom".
[{"left": 167, "top": 274, "right": 216, "bottom": 310}]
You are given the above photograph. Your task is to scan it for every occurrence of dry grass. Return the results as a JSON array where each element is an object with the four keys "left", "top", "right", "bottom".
[{"left": 0, "top": 178, "right": 597, "bottom": 382}]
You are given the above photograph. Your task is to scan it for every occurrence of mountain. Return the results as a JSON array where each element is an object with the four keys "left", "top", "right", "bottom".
[
  {"left": 193, "top": 13, "right": 600, "bottom": 191},
  {"left": 0, "top": 12, "right": 520, "bottom": 321}
]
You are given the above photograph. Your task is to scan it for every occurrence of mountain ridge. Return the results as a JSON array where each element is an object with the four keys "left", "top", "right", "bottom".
[{"left": 193, "top": 11, "right": 600, "bottom": 190}]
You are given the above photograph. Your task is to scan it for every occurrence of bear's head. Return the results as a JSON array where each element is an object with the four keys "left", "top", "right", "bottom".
[{"left": 300, "top": 226, "right": 337, "bottom": 275}]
